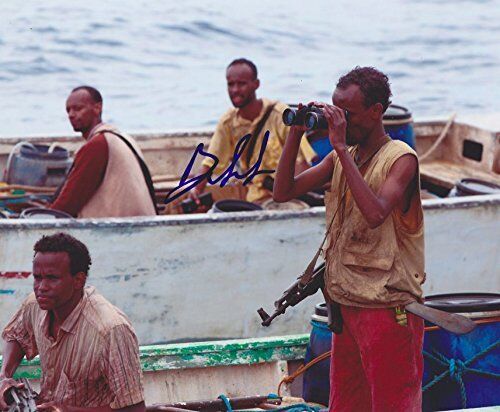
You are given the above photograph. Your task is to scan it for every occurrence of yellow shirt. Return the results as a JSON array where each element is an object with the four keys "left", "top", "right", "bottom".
[{"left": 202, "top": 98, "right": 315, "bottom": 202}]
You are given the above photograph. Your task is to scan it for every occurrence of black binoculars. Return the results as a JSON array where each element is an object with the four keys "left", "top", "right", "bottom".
[{"left": 282, "top": 105, "right": 348, "bottom": 130}]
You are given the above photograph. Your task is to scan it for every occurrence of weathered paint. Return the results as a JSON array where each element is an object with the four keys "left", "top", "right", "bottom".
[
  {"left": 0, "top": 272, "right": 31, "bottom": 279},
  {"left": 0, "top": 195, "right": 499, "bottom": 346},
  {"left": 0, "top": 336, "right": 308, "bottom": 403},
  {"left": 0, "top": 334, "right": 309, "bottom": 380}
]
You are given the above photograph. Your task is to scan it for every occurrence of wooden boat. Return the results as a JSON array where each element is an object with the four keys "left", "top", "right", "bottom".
[
  {"left": 2, "top": 335, "right": 307, "bottom": 405},
  {"left": 0, "top": 115, "right": 499, "bottom": 346},
  {"left": 3, "top": 330, "right": 500, "bottom": 411}
]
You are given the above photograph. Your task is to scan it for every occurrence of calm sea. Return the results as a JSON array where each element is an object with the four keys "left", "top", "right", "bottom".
[{"left": 0, "top": 0, "right": 499, "bottom": 136}]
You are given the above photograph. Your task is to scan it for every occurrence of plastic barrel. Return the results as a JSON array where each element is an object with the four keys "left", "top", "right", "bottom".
[
  {"left": 306, "top": 130, "right": 332, "bottom": 165},
  {"left": 454, "top": 178, "right": 500, "bottom": 197},
  {"left": 20, "top": 207, "right": 73, "bottom": 219},
  {"left": 6, "top": 143, "right": 72, "bottom": 187},
  {"left": 302, "top": 295, "right": 500, "bottom": 410},
  {"left": 383, "top": 104, "right": 416, "bottom": 149},
  {"left": 422, "top": 293, "right": 500, "bottom": 411},
  {"left": 302, "top": 303, "right": 332, "bottom": 406}
]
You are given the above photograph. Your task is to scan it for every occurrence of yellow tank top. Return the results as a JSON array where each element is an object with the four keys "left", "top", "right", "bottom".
[{"left": 324, "top": 140, "right": 425, "bottom": 308}]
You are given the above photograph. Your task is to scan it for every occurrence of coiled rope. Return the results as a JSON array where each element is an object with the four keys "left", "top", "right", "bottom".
[
  {"left": 217, "top": 394, "right": 320, "bottom": 412},
  {"left": 277, "top": 351, "right": 331, "bottom": 397}
]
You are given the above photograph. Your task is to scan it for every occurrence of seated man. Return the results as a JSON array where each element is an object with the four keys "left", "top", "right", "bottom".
[
  {"left": 189, "top": 58, "right": 315, "bottom": 204},
  {"left": 0, "top": 233, "right": 145, "bottom": 411},
  {"left": 51, "top": 86, "right": 157, "bottom": 218}
]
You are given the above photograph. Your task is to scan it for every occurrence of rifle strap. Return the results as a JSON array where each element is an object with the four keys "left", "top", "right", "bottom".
[
  {"left": 245, "top": 102, "right": 276, "bottom": 166},
  {"left": 99, "top": 130, "right": 159, "bottom": 215}
]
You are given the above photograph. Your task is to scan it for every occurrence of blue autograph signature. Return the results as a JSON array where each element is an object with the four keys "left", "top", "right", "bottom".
[{"left": 165, "top": 130, "right": 274, "bottom": 204}]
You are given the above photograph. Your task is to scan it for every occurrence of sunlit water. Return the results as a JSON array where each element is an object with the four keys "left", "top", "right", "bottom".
[{"left": 0, "top": 0, "right": 499, "bottom": 136}]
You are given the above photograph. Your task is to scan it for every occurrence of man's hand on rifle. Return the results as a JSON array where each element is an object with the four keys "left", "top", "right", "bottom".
[{"left": 0, "top": 377, "right": 24, "bottom": 410}]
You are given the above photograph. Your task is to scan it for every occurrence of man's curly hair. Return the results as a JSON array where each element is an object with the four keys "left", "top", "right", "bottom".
[
  {"left": 337, "top": 66, "right": 392, "bottom": 112},
  {"left": 34, "top": 232, "right": 92, "bottom": 276}
]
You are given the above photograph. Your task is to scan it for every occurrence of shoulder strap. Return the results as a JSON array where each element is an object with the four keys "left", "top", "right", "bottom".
[
  {"left": 99, "top": 130, "right": 158, "bottom": 215},
  {"left": 245, "top": 103, "right": 276, "bottom": 166}
]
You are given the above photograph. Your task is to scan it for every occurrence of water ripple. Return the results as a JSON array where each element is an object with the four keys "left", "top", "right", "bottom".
[{"left": 0, "top": 0, "right": 498, "bottom": 135}]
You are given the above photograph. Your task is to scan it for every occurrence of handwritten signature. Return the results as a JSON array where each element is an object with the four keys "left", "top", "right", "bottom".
[{"left": 165, "top": 131, "right": 274, "bottom": 204}]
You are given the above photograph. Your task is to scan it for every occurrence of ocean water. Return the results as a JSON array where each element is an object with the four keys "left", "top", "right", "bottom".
[{"left": 0, "top": 0, "right": 499, "bottom": 136}]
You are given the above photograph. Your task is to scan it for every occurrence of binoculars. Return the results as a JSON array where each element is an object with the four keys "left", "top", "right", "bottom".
[{"left": 282, "top": 105, "right": 348, "bottom": 130}]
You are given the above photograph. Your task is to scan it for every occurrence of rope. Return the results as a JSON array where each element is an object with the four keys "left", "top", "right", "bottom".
[
  {"left": 419, "top": 112, "right": 456, "bottom": 161},
  {"left": 422, "top": 339, "right": 500, "bottom": 409},
  {"left": 278, "top": 351, "right": 331, "bottom": 396},
  {"left": 217, "top": 394, "right": 320, "bottom": 412},
  {"left": 217, "top": 394, "right": 233, "bottom": 411}
]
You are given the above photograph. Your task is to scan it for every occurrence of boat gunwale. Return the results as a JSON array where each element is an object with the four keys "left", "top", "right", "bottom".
[
  {"left": 0, "top": 334, "right": 310, "bottom": 379},
  {"left": 0, "top": 194, "right": 499, "bottom": 229},
  {"left": 0, "top": 129, "right": 214, "bottom": 144},
  {"left": 0, "top": 116, "right": 497, "bottom": 144}
]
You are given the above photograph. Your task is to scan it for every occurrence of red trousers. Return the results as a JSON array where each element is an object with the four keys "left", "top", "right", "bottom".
[{"left": 329, "top": 305, "right": 424, "bottom": 412}]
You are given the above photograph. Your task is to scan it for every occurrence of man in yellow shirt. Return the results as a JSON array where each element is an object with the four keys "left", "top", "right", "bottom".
[{"left": 189, "top": 58, "right": 314, "bottom": 203}]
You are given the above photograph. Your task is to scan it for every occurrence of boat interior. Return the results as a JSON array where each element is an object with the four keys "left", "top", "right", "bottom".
[{"left": 0, "top": 118, "right": 499, "bottom": 217}]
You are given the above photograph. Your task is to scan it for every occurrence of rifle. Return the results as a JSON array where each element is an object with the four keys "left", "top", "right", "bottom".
[
  {"left": 257, "top": 262, "right": 343, "bottom": 333},
  {"left": 6, "top": 378, "right": 38, "bottom": 412},
  {"left": 257, "top": 263, "right": 476, "bottom": 335}
]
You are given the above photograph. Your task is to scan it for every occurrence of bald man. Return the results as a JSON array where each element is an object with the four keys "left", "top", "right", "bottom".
[{"left": 51, "top": 86, "right": 156, "bottom": 218}]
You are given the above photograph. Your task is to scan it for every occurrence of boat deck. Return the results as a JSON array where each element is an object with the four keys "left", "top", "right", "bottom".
[{"left": 421, "top": 160, "right": 500, "bottom": 190}]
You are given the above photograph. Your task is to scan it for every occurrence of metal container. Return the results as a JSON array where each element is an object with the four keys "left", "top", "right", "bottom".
[{"left": 5, "top": 142, "right": 72, "bottom": 187}]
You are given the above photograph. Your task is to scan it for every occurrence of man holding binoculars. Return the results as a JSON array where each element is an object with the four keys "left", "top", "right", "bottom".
[{"left": 274, "top": 67, "right": 426, "bottom": 411}]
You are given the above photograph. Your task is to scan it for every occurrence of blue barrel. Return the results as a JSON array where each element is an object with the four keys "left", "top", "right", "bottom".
[
  {"left": 302, "top": 303, "right": 331, "bottom": 406},
  {"left": 302, "top": 295, "right": 500, "bottom": 410},
  {"left": 422, "top": 293, "right": 500, "bottom": 411},
  {"left": 383, "top": 104, "right": 416, "bottom": 149},
  {"left": 5, "top": 142, "right": 72, "bottom": 187},
  {"left": 306, "top": 130, "right": 332, "bottom": 165}
]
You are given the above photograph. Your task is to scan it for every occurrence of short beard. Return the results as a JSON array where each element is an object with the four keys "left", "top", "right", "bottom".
[{"left": 231, "top": 94, "right": 255, "bottom": 109}]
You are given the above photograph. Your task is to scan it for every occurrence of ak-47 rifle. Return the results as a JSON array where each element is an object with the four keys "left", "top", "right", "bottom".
[
  {"left": 257, "top": 262, "right": 343, "bottom": 334},
  {"left": 257, "top": 263, "right": 476, "bottom": 335},
  {"left": 6, "top": 378, "right": 38, "bottom": 412},
  {"left": 257, "top": 262, "right": 325, "bottom": 327}
]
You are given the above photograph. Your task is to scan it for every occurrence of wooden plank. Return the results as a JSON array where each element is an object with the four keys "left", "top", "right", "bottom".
[{"left": 420, "top": 160, "right": 500, "bottom": 189}]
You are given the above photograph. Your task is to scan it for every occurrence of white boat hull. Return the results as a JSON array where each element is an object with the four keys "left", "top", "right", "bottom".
[{"left": 1, "top": 195, "right": 499, "bottom": 346}]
